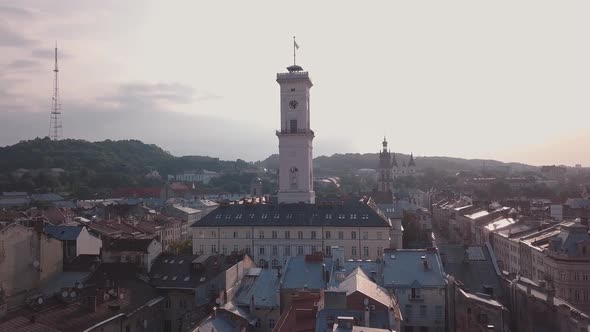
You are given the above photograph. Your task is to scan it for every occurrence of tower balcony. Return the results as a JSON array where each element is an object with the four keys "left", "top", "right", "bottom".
[{"left": 276, "top": 129, "right": 315, "bottom": 136}]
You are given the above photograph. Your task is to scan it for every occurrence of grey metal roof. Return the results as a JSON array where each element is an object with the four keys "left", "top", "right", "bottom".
[
  {"left": 438, "top": 244, "right": 504, "bottom": 299},
  {"left": 191, "top": 199, "right": 391, "bottom": 228},
  {"left": 149, "top": 254, "right": 237, "bottom": 289},
  {"left": 44, "top": 225, "right": 83, "bottom": 241},
  {"left": 315, "top": 309, "right": 391, "bottom": 332},
  {"left": 382, "top": 250, "right": 445, "bottom": 288},
  {"left": 280, "top": 256, "right": 333, "bottom": 290},
  {"left": 233, "top": 268, "right": 279, "bottom": 308}
]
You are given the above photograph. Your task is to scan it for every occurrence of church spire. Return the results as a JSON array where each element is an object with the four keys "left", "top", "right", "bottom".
[{"left": 408, "top": 153, "right": 416, "bottom": 167}]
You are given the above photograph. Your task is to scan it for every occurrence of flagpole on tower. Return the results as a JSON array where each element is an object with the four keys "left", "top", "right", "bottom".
[{"left": 293, "top": 36, "right": 296, "bottom": 66}]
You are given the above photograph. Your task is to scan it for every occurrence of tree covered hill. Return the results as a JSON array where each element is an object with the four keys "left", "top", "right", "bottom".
[{"left": 0, "top": 137, "right": 230, "bottom": 175}]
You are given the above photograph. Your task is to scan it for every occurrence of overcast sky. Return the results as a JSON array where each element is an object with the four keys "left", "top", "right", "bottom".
[{"left": 1, "top": 1, "right": 589, "bottom": 166}]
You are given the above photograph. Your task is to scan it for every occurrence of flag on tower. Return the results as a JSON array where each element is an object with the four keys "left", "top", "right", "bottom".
[{"left": 294, "top": 39, "right": 299, "bottom": 50}]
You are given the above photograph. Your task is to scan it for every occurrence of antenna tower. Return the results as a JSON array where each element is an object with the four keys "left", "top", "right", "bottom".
[{"left": 49, "top": 43, "right": 62, "bottom": 140}]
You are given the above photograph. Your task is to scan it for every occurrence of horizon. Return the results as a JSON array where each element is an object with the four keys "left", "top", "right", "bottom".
[{"left": 1, "top": 1, "right": 589, "bottom": 166}]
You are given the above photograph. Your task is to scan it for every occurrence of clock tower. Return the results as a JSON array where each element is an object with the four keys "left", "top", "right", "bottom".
[{"left": 276, "top": 63, "right": 315, "bottom": 204}]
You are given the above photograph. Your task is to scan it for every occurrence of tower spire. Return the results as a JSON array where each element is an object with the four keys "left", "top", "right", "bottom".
[{"left": 49, "top": 42, "right": 62, "bottom": 141}]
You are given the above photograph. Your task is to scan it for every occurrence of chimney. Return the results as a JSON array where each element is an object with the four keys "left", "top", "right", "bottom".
[
  {"left": 364, "top": 303, "right": 370, "bottom": 327},
  {"left": 249, "top": 295, "right": 255, "bottom": 313}
]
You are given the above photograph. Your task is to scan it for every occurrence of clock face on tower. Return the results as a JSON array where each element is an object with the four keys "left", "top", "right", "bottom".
[{"left": 288, "top": 99, "right": 299, "bottom": 110}]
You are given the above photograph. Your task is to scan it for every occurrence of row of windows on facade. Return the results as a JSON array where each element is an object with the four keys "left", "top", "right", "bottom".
[
  {"left": 214, "top": 213, "right": 370, "bottom": 220},
  {"left": 197, "top": 244, "right": 382, "bottom": 258},
  {"left": 557, "top": 288, "right": 590, "bottom": 303},
  {"left": 404, "top": 303, "right": 444, "bottom": 322},
  {"left": 198, "top": 230, "right": 385, "bottom": 240}
]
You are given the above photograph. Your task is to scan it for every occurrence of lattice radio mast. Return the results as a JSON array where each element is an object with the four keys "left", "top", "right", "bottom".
[{"left": 49, "top": 43, "right": 62, "bottom": 140}]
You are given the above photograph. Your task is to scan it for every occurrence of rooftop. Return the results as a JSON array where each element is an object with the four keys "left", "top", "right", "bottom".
[
  {"left": 192, "top": 198, "right": 391, "bottom": 228},
  {"left": 105, "top": 238, "right": 156, "bottom": 252},
  {"left": 382, "top": 249, "right": 445, "bottom": 288},
  {"left": 281, "top": 255, "right": 333, "bottom": 290},
  {"left": 439, "top": 244, "right": 504, "bottom": 300},
  {"left": 44, "top": 225, "right": 83, "bottom": 241},
  {"left": 232, "top": 268, "right": 280, "bottom": 308},
  {"left": 333, "top": 268, "right": 395, "bottom": 309}
]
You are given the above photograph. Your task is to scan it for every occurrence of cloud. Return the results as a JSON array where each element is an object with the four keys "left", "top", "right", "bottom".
[
  {"left": 0, "top": 24, "right": 37, "bottom": 48},
  {"left": 31, "top": 47, "right": 70, "bottom": 59},
  {"left": 99, "top": 82, "right": 221, "bottom": 110},
  {"left": 4, "top": 59, "right": 40, "bottom": 71},
  {"left": 0, "top": 5, "right": 34, "bottom": 18}
]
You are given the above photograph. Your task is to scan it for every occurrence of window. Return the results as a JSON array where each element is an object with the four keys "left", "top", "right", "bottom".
[
  {"left": 259, "top": 231, "right": 265, "bottom": 239},
  {"left": 311, "top": 231, "right": 316, "bottom": 239},
  {"left": 326, "top": 214, "right": 332, "bottom": 220},
  {"left": 284, "top": 246, "right": 291, "bottom": 256},
  {"left": 351, "top": 231, "right": 357, "bottom": 240},
  {"left": 377, "top": 232, "right": 382, "bottom": 240},
  {"left": 246, "top": 231, "right": 251, "bottom": 239},
  {"left": 271, "top": 259, "right": 279, "bottom": 269},
  {"left": 297, "top": 245, "right": 304, "bottom": 255},
  {"left": 350, "top": 214, "right": 357, "bottom": 219},
  {"left": 311, "top": 245, "right": 317, "bottom": 253},
  {"left": 199, "top": 244, "right": 204, "bottom": 254},
  {"left": 338, "top": 214, "right": 345, "bottom": 220},
  {"left": 377, "top": 247, "right": 382, "bottom": 257},
  {"left": 405, "top": 304, "right": 413, "bottom": 321},
  {"left": 255, "top": 320, "right": 261, "bottom": 328},
  {"left": 268, "top": 319, "right": 276, "bottom": 329},
  {"left": 272, "top": 231, "right": 278, "bottom": 239},
  {"left": 362, "top": 232, "right": 368, "bottom": 240},
  {"left": 419, "top": 305, "right": 427, "bottom": 318},
  {"left": 233, "top": 231, "right": 237, "bottom": 238},
  {"left": 165, "top": 298, "right": 171, "bottom": 309},
  {"left": 261, "top": 214, "right": 268, "bottom": 219},
  {"left": 233, "top": 245, "right": 238, "bottom": 253},
  {"left": 245, "top": 245, "right": 250, "bottom": 254},
  {"left": 352, "top": 246, "right": 357, "bottom": 256},
  {"left": 325, "top": 246, "right": 332, "bottom": 256},
  {"left": 338, "top": 231, "right": 344, "bottom": 240},
  {"left": 435, "top": 305, "right": 443, "bottom": 322},
  {"left": 363, "top": 246, "right": 369, "bottom": 257},
  {"left": 212, "top": 231, "right": 217, "bottom": 237},
  {"left": 298, "top": 231, "right": 304, "bottom": 239},
  {"left": 285, "top": 231, "right": 290, "bottom": 239},
  {"left": 290, "top": 119, "right": 297, "bottom": 133},
  {"left": 274, "top": 213, "right": 280, "bottom": 219},
  {"left": 222, "top": 246, "right": 227, "bottom": 255},
  {"left": 259, "top": 247, "right": 265, "bottom": 255},
  {"left": 211, "top": 245, "right": 217, "bottom": 253},
  {"left": 272, "top": 245, "right": 278, "bottom": 255},
  {"left": 411, "top": 288, "right": 421, "bottom": 299},
  {"left": 583, "top": 273, "right": 589, "bottom": 281},
  {"left": 325, "top": 231, "right": 331, "bottom": 239}
]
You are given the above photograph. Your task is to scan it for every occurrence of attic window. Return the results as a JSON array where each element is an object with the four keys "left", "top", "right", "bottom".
[
  {"left": 178, "top": 260, "right": 184, "bottom": 264},
  {"left": 274, "top": 214, "right": 280, "bottom": 219},
  {"left": 249, "top": 214, "right": 255, "bottom": 219},
  {"left": 261, "top": 214, "right": 268, "bottom": 219},
  {"left": 338, "top": 214, "right": 345, "bottom": 220},
  {"left": 225, "top": 215, "right": 232, "bottom": 220},
  {"left": 350, "top": 214, "right": 357, "bottom": 219},
  {"left": 215, "top": 215, "right": 222, "bottom": 220},
  {"left": 286, "top": 214, "right": 293, "bottom": 219},
  {"left": 162, "top": 276, "right": 168, "bottom": 280},
  {"left": 326, "top": 214, "right": 332, "bottom": 220},
  {"left": 172, "top": 276, "right": 177, "bottom": 281},
  {"left": 163, "top": 259, "right": 168, "bottom": 263},
  {"left": 169, "top": 260, "right": 175, "bottom": 264},
  {"left": 361, "top": 214, "right": 369, "bottom": 220},
  {"left": 199, "top": 277, "right": 206, "bottom": 282},
  {"left": 236, "top": 214, "right": 243, "bottom": 219},
  {"left": 184, "top": 276, "right": 190, "bottom": 281}
]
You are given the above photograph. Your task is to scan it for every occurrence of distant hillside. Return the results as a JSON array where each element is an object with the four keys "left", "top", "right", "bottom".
[
  {"left": 258, "top": 152, "right": 540, "bottom": 175},
  {"left": 0, "top": 137, "right": 228, "bottom": 175}
]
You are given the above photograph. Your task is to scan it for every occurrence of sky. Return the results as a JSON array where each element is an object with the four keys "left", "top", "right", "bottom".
[{"left": 0, "top": 1, "right": 589, "bottom": 166}]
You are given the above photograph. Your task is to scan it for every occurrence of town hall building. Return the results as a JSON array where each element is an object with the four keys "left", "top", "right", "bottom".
[{"left": 191, "top": 62, "right": 393, "bottom": 268}]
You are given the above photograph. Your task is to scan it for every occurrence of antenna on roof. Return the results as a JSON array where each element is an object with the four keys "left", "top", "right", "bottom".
[{"left": 49, "top": 41, "right": 62, "bottom": 140}]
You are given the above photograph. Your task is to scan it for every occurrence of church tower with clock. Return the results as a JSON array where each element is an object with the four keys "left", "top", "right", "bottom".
[{"left": 276, "top": 63, "right": 315, "bottom": 204}]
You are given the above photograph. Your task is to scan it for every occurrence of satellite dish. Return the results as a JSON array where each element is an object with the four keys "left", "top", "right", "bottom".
[
  {"left": 62, "top": 291, "right": 69, "bottom": 298},
  {"left": 108, "top": 289, "right": 116, "bottom": 295},
  {"left": 37, "top": 297, "right": 44, "bottom": 305},
  {"left": 33, "top": 260, "right": 40, "bottom": 268},
  {"left": 215, "top": 298, "right": 220, "bottom": 304},
  {"left": 77, "top": 283, "right": 83, "bottom": 289},
  {"left": 363, "top": 298, "right": 369, "bottom": 306},
  {"left": 119, "top": 293, "right": 124, "bottom": 299},
  {"left": 104, "top": 294, "right": 110, "bottom": 301},
  {"left": 70, "top": 291, "right": 76, "bottom": 298}
]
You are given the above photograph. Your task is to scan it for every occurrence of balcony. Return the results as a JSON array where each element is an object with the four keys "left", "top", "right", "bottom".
[{"left": 276, "top": 129, "right": 314, "bottom": 136}]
